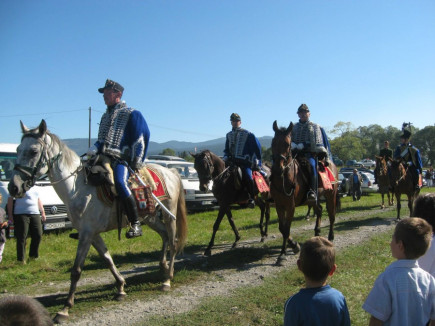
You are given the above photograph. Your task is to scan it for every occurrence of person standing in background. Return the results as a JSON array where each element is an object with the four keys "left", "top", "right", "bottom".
[{"left": 7, "top": 187, "right": 46, "bottom": 264}]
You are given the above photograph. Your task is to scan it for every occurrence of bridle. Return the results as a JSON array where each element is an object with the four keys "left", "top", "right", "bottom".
[
  {"left": 199, "top": 152, "right": 215, "bottom": 182},
  {"left": 272, "top": 141, "right": 296, "bottom": 197},
  {"left": 13, "top": 133, "right": 67, "bottom": 190}
]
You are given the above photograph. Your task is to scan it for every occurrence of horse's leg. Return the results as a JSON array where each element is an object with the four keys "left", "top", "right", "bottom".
[
  {"left": 91, "top": 235, "right": 126, "bottom": 300},
  {"left": 225, "top": 206, "right": 241, "bottom": 248},
  {"left": 408, "top": 194, "right": 414, "bottom": 217},
  {"left": 277, "top": 203, "right": 299, "bottom": 265},
  {"left": 325, "top": 194, "right": 336, "bottom": 241},
  {"left": 313, "top": 203, "right": 324, "bottom": 237},
  {"left": 380, "top": 192, "right": 385, "bottom": 209},
  {"left": 305, "top": 206, "right": 311, "bottom": 220},
  {"left": 145, "top": 214, "right": 172, "bottom": 290},
  {"left": 396, "top": 193, "right": 401, "bottom": 220},
  {"left": 263, "top": 202, "right": 270, "bottom": 242},
  {"left": 54, "top": 232, "right": 93, "bottom": 324},
  {"left": 164, "top": 218, "right": 178, "bottom": 291},
  {"left": 204, "top": 206, "right": 226, "bottom": 256},
  {"left": 258, "top": 198, "right": 267, "bottom": 242}
]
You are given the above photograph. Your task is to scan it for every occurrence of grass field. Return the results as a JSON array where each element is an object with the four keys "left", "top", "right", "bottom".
[{"left": 0, "top": 189, "right": 432, "bottom": 325}]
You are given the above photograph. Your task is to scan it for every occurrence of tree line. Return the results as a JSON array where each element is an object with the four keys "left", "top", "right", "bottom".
[{"left": 159, "top": 123, "right": 435, "bottom": 167}]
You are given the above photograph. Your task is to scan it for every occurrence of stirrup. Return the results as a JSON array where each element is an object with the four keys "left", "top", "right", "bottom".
[
  {"left": 247, "top": 199, "right": 255, "bottom": 209},
  {"left": 126, "top": 222, "right": 142, "bottom": 239}
]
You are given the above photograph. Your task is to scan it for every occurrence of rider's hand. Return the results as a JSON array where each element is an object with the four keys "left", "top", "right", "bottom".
[
  {"left": 87, "top": 145, "right": 98, "bottom": 158},
  {"left": 297, "top": 143, "right": 304, "bottom": 150},
  {"left": 291, "top": 142, "right": 298, "bottom": 150}
]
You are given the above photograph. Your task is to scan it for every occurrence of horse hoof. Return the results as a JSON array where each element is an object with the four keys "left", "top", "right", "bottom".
[
  {"left": 161, "top": 284, "right": 171, "bottom": 292},
  {"left": 276, "top": 256, "right": 287, "bottom": 266},
  {"left": 53, "top": 312, "right": 69, "bottom": 324},
  {"left": 114, "top": 293, "right": 127, "bottom": 301},
  {"left": 293, "top": 243, "right": 301, "bottom": 254},
  {"left": 231, "top": 241, "right": 239, "bottom": 249},
  {"left": 204, "top": 249, "right": 212, "bottom": 257},
  {"left": 260, "top": 236, "right": 266, "bottom": 243}
]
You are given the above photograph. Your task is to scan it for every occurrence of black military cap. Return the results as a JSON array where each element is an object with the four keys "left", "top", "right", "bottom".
[
  {"left": 297, "top": 104, "right": 309, "bottom": 114},
  {"left": 230, "top": 113, "right": 241, "bottom": 121},
  {"left": 98, "top": 79, "right": 124, "bottom": 93}
]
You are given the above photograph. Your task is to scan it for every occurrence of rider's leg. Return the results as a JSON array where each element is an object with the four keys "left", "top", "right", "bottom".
[
  {"left": 114, "top": 163, "right": 142, "bottom": 238},
  {"left": 307, "top": 156, "right": 317, "bottom": 201},
  {"left": 242, "top": 166, "right": 255, "bottom": 208}
]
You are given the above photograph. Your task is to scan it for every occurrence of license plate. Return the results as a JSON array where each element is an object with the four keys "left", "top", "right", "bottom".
[
  {"left": 202, "top": 200, "right": 213, "bottom": 205},
  {"left": 44, "top": 222, "right": 66, "bottom": 230}
]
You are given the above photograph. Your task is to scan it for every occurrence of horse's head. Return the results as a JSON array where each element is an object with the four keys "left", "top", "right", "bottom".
[
  {"left": 191, "top": 150, "right": 214, "bottom": 192},
  {"left": 8, "top": 120, "right": 56, "bottom": 198},
  {"left": 390, "top": 158, "right": 406, "bottom": 183},
  {"left": 375, "top": 155, "right": 388, "bottom": 175},
  {"left": 271, "top": 120, "right": 293, "bottom": 171}
]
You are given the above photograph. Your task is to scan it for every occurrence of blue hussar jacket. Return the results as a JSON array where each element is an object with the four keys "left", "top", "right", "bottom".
[
  {"left": 95, "top": 102, "right": 150, "bottom": 168},
  {"left": 223, "top": 127, "right": 262, "bottom": 168}
]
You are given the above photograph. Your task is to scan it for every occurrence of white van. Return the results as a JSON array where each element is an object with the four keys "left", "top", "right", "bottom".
[
  {"left": 0, "top": 143, "right": 72, "bottom": 234},
  {"left": 146, "top": 159, "right": 217, "bottom": 212}
]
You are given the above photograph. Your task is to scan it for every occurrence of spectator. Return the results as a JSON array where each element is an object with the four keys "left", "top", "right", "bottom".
[
  {"left": 426, "top": 166, "right": 434, "bottom": 188},
  {"left": 7, "top": 187, "right": 46, "bottom": 264},
  {"left": 413, "top": 193, "right": 435, "bottom": 277},
  {"left": 363, "top": 218, "right": 435, "bottom": 325},
  {"left": 0, "top": 295, "right": 53, "bottom": 326},
  {"left": 349, "top": 169, "right": 362, "bottom": 201},
  {"left": 0, "top": 193, "right": 7, "bottom": 263},
  {"left": 284, "top": 236, "right": 350, "bottom": 326}
]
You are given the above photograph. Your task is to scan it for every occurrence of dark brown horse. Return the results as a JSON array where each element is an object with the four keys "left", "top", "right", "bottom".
[
  {"left": 191, "top": 150, "right": 271, "bottom": 256},
  {"left": 390, "top": 158, "right": 420, "bottom": 220},
  {"left": 270, "top": 121, "right": 339, "bottom": 265},
  {"left": 375, "top": 156, "right": 394, "bottom": 208}
]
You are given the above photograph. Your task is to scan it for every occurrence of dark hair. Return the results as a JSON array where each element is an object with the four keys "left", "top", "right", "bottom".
[
  {"left": 299, "top": 237, "right": 335, "bottom": 282},
  {"left": 413, "top": 193, "right": 435, "bottom": 231},
  {"left": 394, "top": 218, "right": 432, "bottom": 259},
  {"left": 0, "top": 295, "right": 53, "bottom": 326}
]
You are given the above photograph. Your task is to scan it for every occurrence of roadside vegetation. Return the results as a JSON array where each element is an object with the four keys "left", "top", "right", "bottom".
[{"left": 0, "top": 189, "right": 432, "bottom": 325}]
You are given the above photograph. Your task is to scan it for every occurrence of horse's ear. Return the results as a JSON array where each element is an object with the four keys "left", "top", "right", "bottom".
[
  {"left": 286, "top": 122, "right": 293, "bottom": 135},
  {"left": 20, "top": 120, "right": 30, "bottom": 134},
  {"left": 38, "top": 120, "right": 47, "bottom": 135},
  {"left": 273, "top": 120, "right": 279, "bottom": 133}
]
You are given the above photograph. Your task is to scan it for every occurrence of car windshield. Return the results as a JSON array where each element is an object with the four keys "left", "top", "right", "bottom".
[
  {"left": 167, "top": 163, "right": 198, "bottom": 179},
  {"left": 0, "top": 152, "right": 17, "bottom": 181}
]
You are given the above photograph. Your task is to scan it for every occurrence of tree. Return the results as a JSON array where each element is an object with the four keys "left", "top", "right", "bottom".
[
  {"left": 413, "top": 126, "right": 435, "bottom": 166},
  {"left": 160, "top": 148, "right": 175, "bottom": 156}
]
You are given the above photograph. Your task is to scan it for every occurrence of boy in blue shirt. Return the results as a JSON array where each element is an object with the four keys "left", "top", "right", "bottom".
[
  {"left": 284, "top": 236, "right": 351, "bottom": 326},
  {"left": 363, "top": 218, "right": 435, "bottom": 325}
]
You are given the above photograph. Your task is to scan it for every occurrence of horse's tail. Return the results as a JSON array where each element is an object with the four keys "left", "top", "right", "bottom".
[{"left": 176, "top": 177, "right": 188, "bottom": 254}]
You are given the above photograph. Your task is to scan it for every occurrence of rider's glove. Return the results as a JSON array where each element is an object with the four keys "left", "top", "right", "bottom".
[
  {"left": 87, "top": 145, "right": 98, "bottom": 158},
  {"left": 291, "top": 142, "right": 298, "bottom": 150},
  {"left": 407, "top": 161, "right": 413, "bottom": 166},
  {"left": 297, "top": 143, "right": 304, "bottom": 150}
]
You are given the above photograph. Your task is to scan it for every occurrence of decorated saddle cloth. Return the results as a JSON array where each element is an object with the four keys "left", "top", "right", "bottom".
[
  {"left": 317, "top": 162, "right": 335, "bottom": 191},
  {"left": 253, "top": 171, "right": 270, "bottom": 193},
  {"left": 97, "top": 166, "right": 170, "bottom": 209}
]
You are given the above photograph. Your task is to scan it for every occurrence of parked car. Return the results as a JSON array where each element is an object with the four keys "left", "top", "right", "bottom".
[
  {"left": 0, "top": 143, "right": 72, "bottom": 236},
  {"left": 338, "top": 173, "right": 349, "bottom": 196},
  {"left": 360, "top": 159, "right": 376, "bottom": 168},
  {"left": 146, "top": 159, "right": 217, "bottom": 212},
  {"left": 339, "top": 170, "right": 378, "bottom": 195},
  {"left": 345, "top": 160, "right": 362, "bottom": 168},
  {"left": 332, "top": 156, "right": 343, "bottom": 166},
  {"left": 147, "top": 155, "right": 186, "bottom": 161}
]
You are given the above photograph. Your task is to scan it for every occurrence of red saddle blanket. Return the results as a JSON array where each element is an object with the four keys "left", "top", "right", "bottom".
[
  {"left": 145, "top": 166, "right": 170, "bottom": 200},
  {"left": 97, "top": 166, "right": 170, "bottom": 207},
  {"left": 318, "top": 166, "right": 335, "bottom": 190},
  {"left": 253, "top": 171, "right": 270, "bottom": 193}
]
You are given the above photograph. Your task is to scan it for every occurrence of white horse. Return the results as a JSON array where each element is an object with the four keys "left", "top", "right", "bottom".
[{"left": 8, "top": 120, "right": 188, "bottom": 324}]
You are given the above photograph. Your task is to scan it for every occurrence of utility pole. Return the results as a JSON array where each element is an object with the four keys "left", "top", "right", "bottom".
[{"left": 88, "top": 106, "right": 91, "bottom": 148}]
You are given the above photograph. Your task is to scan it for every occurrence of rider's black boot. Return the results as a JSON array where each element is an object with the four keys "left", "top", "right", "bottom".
[
  {"left": 307, "top": 169, "right": 317, "bottom": 204},
  {"left": 123, "top": 195, "right": 142, "bottom": 239},
  {"left": 244, "top": 176, "right": 256, "bottom": 209}
]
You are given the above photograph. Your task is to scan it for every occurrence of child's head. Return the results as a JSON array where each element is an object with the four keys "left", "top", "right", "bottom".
[
  {"left": 0, "top": 295, "right": 53, "bottom": 325},
  {"left": 298, "top": 236, "right": 336, "bottom": 283},
  {"left": 413, "top": 193, "right": 435, "bottom": 232},
  {"left": 392, "top": 217, "right": 432, "bottom": 260}
]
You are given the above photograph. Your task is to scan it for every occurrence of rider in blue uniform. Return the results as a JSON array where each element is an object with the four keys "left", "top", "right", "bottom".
[
  {"left": 87, "top": 79, "right": 150, "bottom": 238},
  {"left": 223, "top": 113, "right": 262, "bottom": 209},
  {"left": 291, "top": 104, "right": 330, "bottom": 204},
  {"left": 393, "top": 123, "right": 422, "bottom": 191}
]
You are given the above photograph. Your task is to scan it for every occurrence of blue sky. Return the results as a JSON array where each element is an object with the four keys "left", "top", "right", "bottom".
[{"left": 1, "top": 1, "right": 434, "bottom": 146}]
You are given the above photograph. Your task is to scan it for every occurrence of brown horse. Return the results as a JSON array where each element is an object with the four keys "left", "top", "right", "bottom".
[
  {"left": 375, "top": 156, "right": 394, "bottom": 208},
  {"left": 390, "top": 158, "right": 420, "bottom": 220},
  {"left": 271, "top": 121, "right": 339, "bottom": 265},
  {"left": 191, "top": 150, "right": 271, "bottom": 256}
]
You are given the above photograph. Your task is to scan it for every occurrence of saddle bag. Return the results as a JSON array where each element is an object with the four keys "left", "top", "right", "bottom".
[{"left": 131, "top": 185, "right": 156, "bottom": 215}]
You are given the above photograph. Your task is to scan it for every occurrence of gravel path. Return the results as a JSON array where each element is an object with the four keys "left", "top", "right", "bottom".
[{"left": 56, "top": 208, "right": 397, "bottom": 326}]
